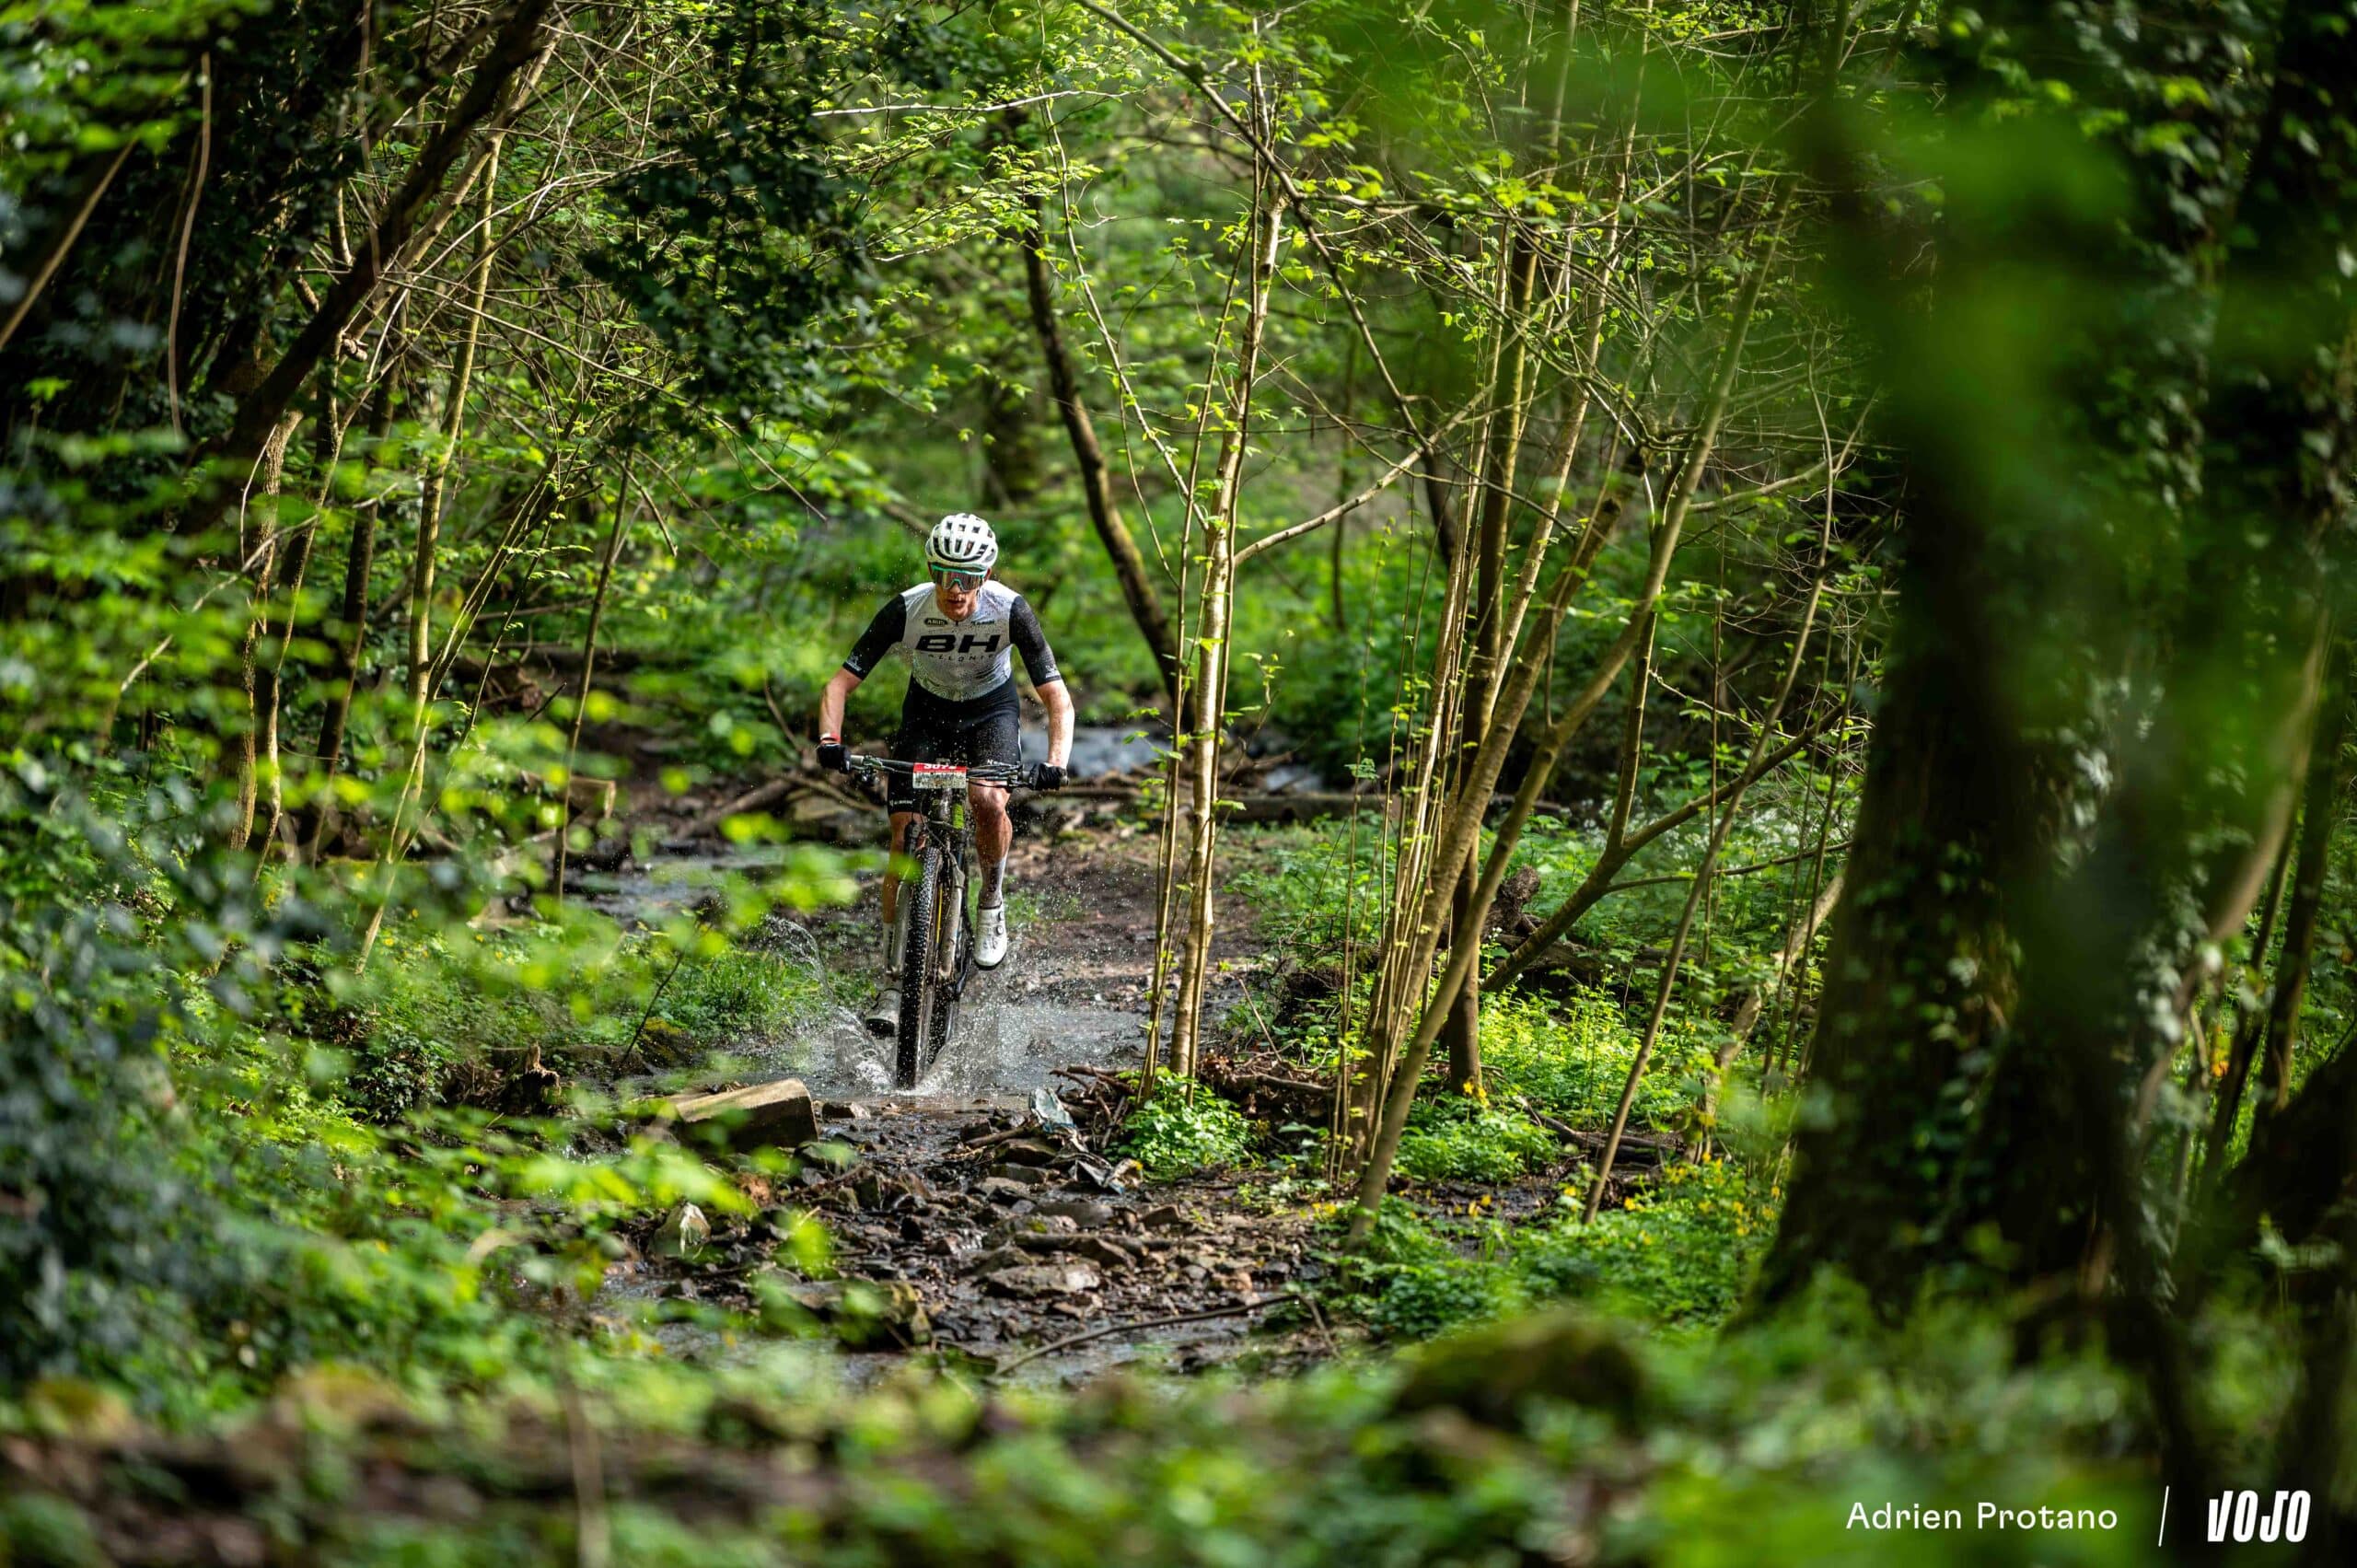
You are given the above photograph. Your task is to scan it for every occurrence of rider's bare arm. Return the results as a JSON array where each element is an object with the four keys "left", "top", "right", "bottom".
[
  {"left": 818, "top": 667, "right": 861, "bottom": 743},
  {"left": 1038, "top": 678, "right": 1074, "bottom": 769}
]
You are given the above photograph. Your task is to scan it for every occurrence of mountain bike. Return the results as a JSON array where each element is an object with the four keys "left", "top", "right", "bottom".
[{"left": 848, "top": 755, "right": 1039, "bottom": 1088}]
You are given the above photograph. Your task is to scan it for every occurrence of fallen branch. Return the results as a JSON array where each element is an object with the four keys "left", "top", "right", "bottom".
[{"left": 683, "top": 778, "right": 797, "bottom": 839}]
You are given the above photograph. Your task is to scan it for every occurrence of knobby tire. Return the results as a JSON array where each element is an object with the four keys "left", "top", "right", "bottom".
[{"left": 897, "top": 842, "right": 942, "bottom": 1089}]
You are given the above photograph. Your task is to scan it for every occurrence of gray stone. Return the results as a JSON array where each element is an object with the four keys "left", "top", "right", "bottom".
[
  {"left": 991, "top": 1161, "right": 1053, "bottom": 1186},
  {"left": 783, "top": 1277, "right": 930, "bottom": 1347},
  {"left": 1068, "top": 1235, "right": 1136, "bottom": 1271},
  {"left": 958, "top": 1246, "right": 1029, "bottom": 1276},
  {"left": 985, "top": 1214, "right": 1077, "bottom": 1248},
  {"left": 985, "top": 1263, "right": 1102, "bottom": 1298},
  {"left": 973, "top": 1178, "right": 1034, "bottom": 1205},
  {"left": 1031, "top": 1197, "right": 1115, "bottom": 1229}
]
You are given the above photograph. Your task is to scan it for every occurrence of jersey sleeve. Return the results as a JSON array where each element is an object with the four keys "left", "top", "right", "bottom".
[
  {"left": 841, "top": 596, "right": 907, "bottom": 678},
  {"left": 1009, "top": 595, "right": 1061, "bottom": 687}
]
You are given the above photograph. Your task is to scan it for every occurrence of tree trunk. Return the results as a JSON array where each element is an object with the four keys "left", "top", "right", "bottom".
[
  {"left": 551, "top": 472, "right": 634, "bottom": 905},
  {"left": 356, "top": 138, "right": 507, "bottom": 966},
  {"left": 1167, "top": 192, "right": 1283, "bottom": 1079},
  {"left": 1018, "top": 196, "right": 1182, "bottom": 713},
  {"left": 251, "top": 382, "right": 342, "bottom": 865},
  {"left": 308, "top": 367, "right": 401, "bottom": 855},
  {"left": 1346, "top": 222, "right": 1779, "bottom": 1246},
  {"left": 181, "top": 0, "right": 552, "bottom": 544},
  {"left": 222, "top": 410, "right": 302, "bottom": 852},
  {"left": 2248, "top": 655, "right": 2351, "bottom": 1146},
  {"left": 1584, "top": 538, "right": 1831, "bottom": 1220}
]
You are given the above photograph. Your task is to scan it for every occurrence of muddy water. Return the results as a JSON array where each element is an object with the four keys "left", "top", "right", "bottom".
[
  {"left": 581, "top": 842, "right": 1153, "bottom": 1102},
  {"left": 759, "top": 992, "right": 1147, "bottom": 1102}
]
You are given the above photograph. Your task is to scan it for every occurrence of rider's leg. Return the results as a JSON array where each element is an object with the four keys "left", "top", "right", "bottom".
[{"left": 972, "top": 785, "right": 1011, "bottom": 905}]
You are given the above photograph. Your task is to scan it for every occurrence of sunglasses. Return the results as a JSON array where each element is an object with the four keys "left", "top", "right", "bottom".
[{"left": 931, "top": 568, "right": 988, "bottom": 590}]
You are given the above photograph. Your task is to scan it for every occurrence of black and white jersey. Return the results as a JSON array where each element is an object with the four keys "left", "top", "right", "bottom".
[{"left": 841, "top": 581, "right": 1061, "bottom": 703}]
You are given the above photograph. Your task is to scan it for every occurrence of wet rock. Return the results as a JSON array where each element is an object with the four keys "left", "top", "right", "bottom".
[
  {"left": 1068, "top": 1235, "right": 1135, "bottom": 1271},
  {"left": 986, "top": 1263, "right": 1102, "bottom": 1298},
  {"left": 986, "top": 1214, "right": 1077, "bottom": 1248},
  {"left": 1031, "top": 1197, "right": 1116, "bottom": 1228},
  {"left": 991, "top": 1162, "right": 1053, "bottom": 1186},
  {"left": 900, "top": 1214, "right": 928, "bottom": 1243},
  {"left": 959, "top": 1246, "right": 1029, "bottom": 1276},
  {"left": 820, "top": 1100, "right": 872, "bottom": 1121},
  {"left": 1140, "top": 1203, "right": 1190, "bottom": 1231},
  {"left": 671, "top": 1077, "right": 819, "bottom": 1152},
  {"left": 783, "top": 1278, "right": 931, "bottom": 1348},
  {"left": 973, "top": 1178, "right": 1035, "bottom": 1205},
  {"left": 996, "top": 1138, "right": 1062, "bottom": 1167},
  {"left": 650, "top": 1202, "right": 710, "bottom": 1260}
]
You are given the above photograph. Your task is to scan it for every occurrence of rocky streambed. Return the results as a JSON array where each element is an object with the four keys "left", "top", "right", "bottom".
[{"left": 592, "top": 796, "right": 1323, "bottom": 1382}]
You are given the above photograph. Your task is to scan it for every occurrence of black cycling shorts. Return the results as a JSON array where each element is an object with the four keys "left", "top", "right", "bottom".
[{"left": 888, "top": 679, "right": 1021, "bottom": 810}]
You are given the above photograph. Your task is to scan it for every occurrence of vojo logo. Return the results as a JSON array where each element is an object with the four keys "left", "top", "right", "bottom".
[{"left": 2207, "top": 1490, "right": 2309, "bottom": 1544}]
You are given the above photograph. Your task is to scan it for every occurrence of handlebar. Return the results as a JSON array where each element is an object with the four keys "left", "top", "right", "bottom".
[{"left": 845, "top": 754, "right": 1043, "bottom": 789}]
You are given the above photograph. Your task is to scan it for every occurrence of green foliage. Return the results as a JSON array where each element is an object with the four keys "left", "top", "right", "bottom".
[
  {"left": 1113, "top": 1081, "right": 1254, "bottom": 1179},
  {"left": 1519, "top": 1159, "right": 1770, "bottom": 1328},
  {"left": 1480, "top": 990, "right": 1705, "bottom": 1132},
  {"left": 1394, "top": 1098, "right": 1558, "bottom": 1182},
  {"left": 345, "top": 916, "right": 839, "bottom": 1118},
  {"left": 1329, "top": 1158, "right": 1769, "bottom": 1342}
]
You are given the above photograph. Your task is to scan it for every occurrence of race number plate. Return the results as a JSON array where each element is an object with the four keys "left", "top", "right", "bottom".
[{"left": 911, "top": 763, "right": 967, "bottom": 791}]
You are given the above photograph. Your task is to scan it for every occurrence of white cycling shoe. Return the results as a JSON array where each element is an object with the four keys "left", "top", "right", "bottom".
[
  {"left": 976, "top": 902, "right": 1010, "bottom": 969},
  {"left": 864, "top": 983, "right": 900, "bottom": 1035}
]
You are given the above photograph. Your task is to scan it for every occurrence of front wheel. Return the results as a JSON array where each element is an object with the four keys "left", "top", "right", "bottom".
[
  {"left": 898, "top": 836, "right": 973, "bottom": 1088},
  {"left": 896, "top": 842, "right": 943, "bottom": 1089}
]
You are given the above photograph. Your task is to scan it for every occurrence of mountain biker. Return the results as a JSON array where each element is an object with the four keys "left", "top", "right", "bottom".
[{"left": 815, "top": 513, "right": 1073, "bottom": 1032}]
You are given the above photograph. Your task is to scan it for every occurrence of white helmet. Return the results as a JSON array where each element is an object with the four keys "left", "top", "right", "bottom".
[{"left": 926, "top": 512, "right": 998, "bottom": 573}]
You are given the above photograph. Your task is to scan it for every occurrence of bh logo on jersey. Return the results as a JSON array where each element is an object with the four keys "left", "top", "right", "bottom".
[
  {"left": 914, "top": 632, "right": 1004, "bottom": 654},
  {"left": 2207, "top": 1490, "right": 2309, "bottom": 1544}
]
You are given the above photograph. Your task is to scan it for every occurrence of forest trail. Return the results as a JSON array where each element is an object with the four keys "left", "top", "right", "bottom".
[{"left": 600, "top": 772, "right": 1333, "bottom": 1383}]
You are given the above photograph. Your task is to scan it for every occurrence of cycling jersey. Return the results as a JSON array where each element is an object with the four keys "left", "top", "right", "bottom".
[{"left": 842, "top": 581, "right": 1060, "bottom": 703}]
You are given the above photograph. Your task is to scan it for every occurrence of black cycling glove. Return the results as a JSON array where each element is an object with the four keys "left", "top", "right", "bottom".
[
  {"left": 1036, "top": 763, "right": 1068, "bottom": 791},
  {"left": 818, "top": 738, "right": 849, "bottom": 773}
]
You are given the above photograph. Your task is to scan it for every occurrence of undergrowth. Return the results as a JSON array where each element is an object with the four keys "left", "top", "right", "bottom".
[
  {"left": 1115, "top": 1081, "right": 1255, "bottom": 1179},
  {"left": 348, "top": 919, "right": 842, "bottom": 1118},
  {"left": 1327, "top": 1157, "right": 1771, "bottom": 1340}
]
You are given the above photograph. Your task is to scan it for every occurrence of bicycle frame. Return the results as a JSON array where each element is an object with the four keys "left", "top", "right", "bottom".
[{"left": 849, "top": 755, "right": 1034, "bottom": 1086}]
